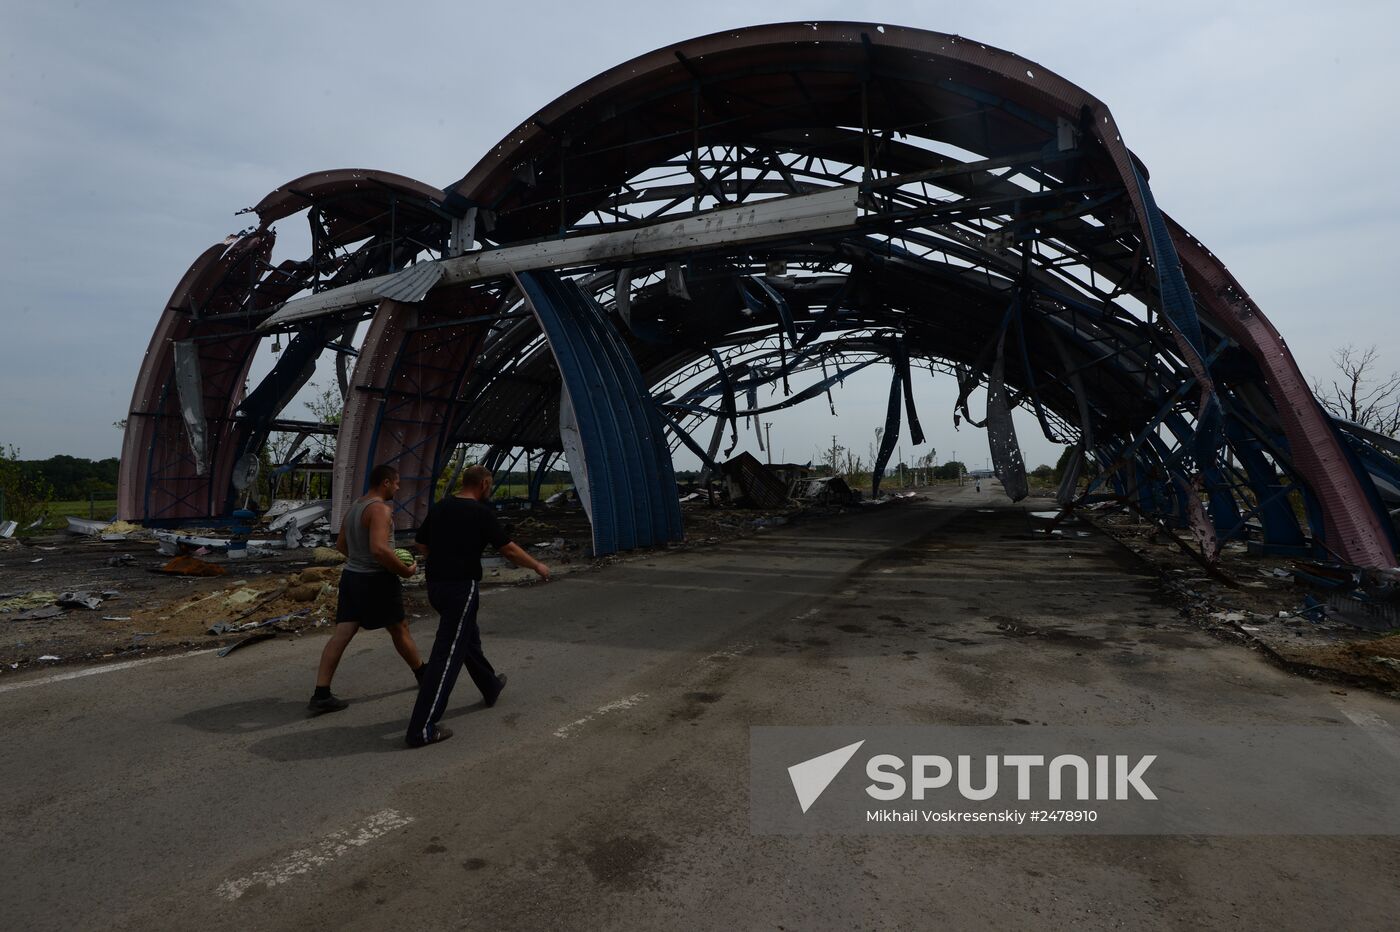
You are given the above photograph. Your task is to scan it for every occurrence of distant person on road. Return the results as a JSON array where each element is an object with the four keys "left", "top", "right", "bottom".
[
  {"left": 308, "top": 464, "right": 423, "bottom": 714},
  {"left": 976, "top": 478, "right": 982, "bottom": 493},
  {"left": 405, "top": 465, "right": 550, "bottom": 748}
]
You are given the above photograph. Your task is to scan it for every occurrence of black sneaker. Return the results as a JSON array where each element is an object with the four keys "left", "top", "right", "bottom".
[
  {"left": 308, "top": 692, "right": 349, "bottom": 714},
  {"left": 406, "top": 726, "right": 453, "bottom": 748},
  {"left": 485, "top": 674, "right": 508, "bottom": 708}
]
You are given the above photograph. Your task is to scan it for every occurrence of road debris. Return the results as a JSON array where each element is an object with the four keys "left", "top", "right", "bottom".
[
  {"left": 57, "top": 592, "right": 108, "bottom": 610},
  {"left": 156, "top": 555, "right": 226, "bottom": 577},
  {"left": 0, "top": 591, "right": 59, "bottom": 612}
]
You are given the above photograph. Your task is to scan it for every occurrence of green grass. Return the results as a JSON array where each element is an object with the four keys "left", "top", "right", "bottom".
[
  {"left": 29, "top": 498, "right": 118, "bottom": 531},
  {"left": 491, "top": 482, "right": 573, "bottom": 500}
]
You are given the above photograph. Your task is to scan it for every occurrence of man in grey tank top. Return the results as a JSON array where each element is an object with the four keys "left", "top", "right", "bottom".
[{"left": 309, "top": 464, "right": 425, "bottom": 713}]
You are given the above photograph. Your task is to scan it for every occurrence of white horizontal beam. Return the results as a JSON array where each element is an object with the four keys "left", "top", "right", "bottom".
[{"left": 258, "top": 186, "right": 859, "bottom": 331}]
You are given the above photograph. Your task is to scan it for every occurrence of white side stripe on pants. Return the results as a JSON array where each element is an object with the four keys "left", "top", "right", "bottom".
[{"left": 421, "top": 580, "right": 476, "bottom": 743}]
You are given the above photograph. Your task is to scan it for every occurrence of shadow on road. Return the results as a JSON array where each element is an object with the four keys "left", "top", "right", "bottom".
[
  {"left": 173, "top": 685, "right": 418, "bottom": 735},
  {"left": 244, "top": 717, "right": 415, "bottom": 760}
]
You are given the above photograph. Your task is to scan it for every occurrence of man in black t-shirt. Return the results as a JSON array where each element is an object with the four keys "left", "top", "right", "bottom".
[{"left": 405, "top": 465, "right": 550, "bottom": 748}]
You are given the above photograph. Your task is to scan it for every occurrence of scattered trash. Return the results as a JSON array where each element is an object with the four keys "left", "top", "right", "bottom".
[
  {"left": 217, "top": 631, "right": 277, "bottom": 657},
  {"left": 101, "top": 616, "right": 132, "bottom": 621},
  {"left": 102, "top": 520, "right": 145, "bottom": 536},
  {"left": 28, "top": 558, "right": 42, "bottom": 564},
  {"left": 310, "top": 547, "right": 345, "bottom": 565},
  {"left": 38, "top": 655, "right": 60, "bottom": 662},
  {"left": 156, "top": 555, "right": 226, "bottom": 577},
  {"left": 1298, "top": 594, "right": 1327, "bottom": 623},
  {"left": 0, "top": 520, "right": 16, "bottom": 538},
  {"left": 223, "top": 588, "right": 262, "bottom": 609},
  {"left": 267, "top": 500, "right": 332, "bottom": 534},
  {"left": 0, "top": 591, "right": 59, "bottom": 612},
  {"left": 1324, "top": 593, "right": 1400, "bottom": 632},
  {"left": 286, "top": 582, "right": 329, "bottom": 603},
  {"left": 792, "top": 476, "right": 856, "bottom": 505},
  {"left": 56, "top": 592, "right": 104, "bottom": 610},
  {"left": 15, "top": 606, "right": 66, "bottom": 621},
  {"left": 720, "top": 453, "right": 790, "bottom": 508},
  {"left": 106, "top": 554, "right": 136, "bottom": 567},
  {"left": 65, "top": 517, "right": 109, "bottom": 536}
]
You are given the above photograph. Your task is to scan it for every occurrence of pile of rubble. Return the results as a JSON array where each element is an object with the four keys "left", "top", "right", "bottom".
[{"left": 1084, "top": 508, "right": 1400, "bottom": 696}]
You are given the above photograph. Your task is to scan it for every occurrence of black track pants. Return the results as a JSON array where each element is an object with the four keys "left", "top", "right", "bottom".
[{"left": 406, "top": 580, "right": 500, "bottom": 745}]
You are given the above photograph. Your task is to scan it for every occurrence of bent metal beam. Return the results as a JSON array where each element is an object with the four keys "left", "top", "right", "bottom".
[{"left": 258, "top": 186, "right": 860, "bottom": 332}]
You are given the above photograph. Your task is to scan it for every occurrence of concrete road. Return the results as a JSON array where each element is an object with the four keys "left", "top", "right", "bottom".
[{"left": 3, "top": 486, "right": 1398, "bottom": 931}]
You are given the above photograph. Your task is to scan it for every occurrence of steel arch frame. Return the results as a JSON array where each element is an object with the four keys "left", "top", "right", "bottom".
[{"left": 119, "top": 22, "right": 1398, "bottom": 565}]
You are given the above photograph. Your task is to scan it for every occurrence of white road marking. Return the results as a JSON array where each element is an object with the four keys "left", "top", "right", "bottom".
[
  {"left": 1335, "top": 703, "right": 1400, "bottom": 762},
  {"left": 0, "top": 649, "right": 221, "bottom": 694},
  {"left": 702, "top": 643, "right": 754, "bottom": 664},
  {"left": 1339, "top": 707, "right": 1391, "bottom": 731},
  {"left": 553, "top": 692, "right": 648, "bottom": 738},
  {"left": 215, "top": 809, "right": 415, "bottom": 901}
]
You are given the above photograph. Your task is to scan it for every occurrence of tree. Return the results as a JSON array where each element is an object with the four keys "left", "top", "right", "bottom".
[
  {"left": 1052, "top": 445, "right": 1077, "bottom": 482},
  {"left": 304, "top": 379, "right": 344, "bottom": 460},
  {"left": 934, "top": 460, "right": 965, "bottom": 481},
  {"left": 1312, "top": 344, "right": 1400, "bottom": 437},
  {"left": 0, "top": 446, "right": 54, "bottom": 527}
]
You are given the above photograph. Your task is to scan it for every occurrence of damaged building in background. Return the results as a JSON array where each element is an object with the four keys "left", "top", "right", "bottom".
[{"left": 117, "top": 22, "right": 1398, "bottom": 568}]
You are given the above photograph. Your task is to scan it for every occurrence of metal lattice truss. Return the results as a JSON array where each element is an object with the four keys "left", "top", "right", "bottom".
[{"left": 119, "top": 22, "right": 1399, "bottom": 565}]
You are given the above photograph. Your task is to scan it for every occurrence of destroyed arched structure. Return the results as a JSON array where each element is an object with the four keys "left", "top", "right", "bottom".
[{"left": 119, "top": 22, "right": 1400, "bottom": 568}]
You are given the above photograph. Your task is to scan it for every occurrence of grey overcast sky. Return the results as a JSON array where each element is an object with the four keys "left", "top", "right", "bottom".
[{"left": 2, "top": 1, "right": 1396, "bottom": 472}]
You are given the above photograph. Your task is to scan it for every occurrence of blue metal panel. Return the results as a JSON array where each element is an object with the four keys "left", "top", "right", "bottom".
[
  {"left": 1223, "top": 416, "right": 1305, "bottom": 549},
  {"left": 515, "top": 270, "right": 684, "bottom": 555},
  {"left": 1129, "top": 164, "right": 1223, "bottom": 467},
  {"left": 1332, "top": 426, "right": 1400, "bottom": 553}
]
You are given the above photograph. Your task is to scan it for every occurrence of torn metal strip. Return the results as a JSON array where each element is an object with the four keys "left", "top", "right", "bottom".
[
  {"left": 893, "top": 338, "right": 925, "bottom": 446},
  {"left": 986, "top": 329, "right": 1029, "bottom": 502},
  {"left": 172, "top": 340, "right": 209, "bottom": 476},
  {"left": 871, "top": 366, "right": 903, "bottom": 498}
]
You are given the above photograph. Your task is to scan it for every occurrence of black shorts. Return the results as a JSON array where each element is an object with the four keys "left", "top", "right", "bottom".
[{"left": 335, "top": 571, "right": 405, "bottom": 628}]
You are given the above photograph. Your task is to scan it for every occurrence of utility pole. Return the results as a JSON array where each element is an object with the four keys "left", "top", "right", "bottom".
[
  {"left": 764, "top": 422, "right": 773, "bottom": 464},
  {"left": 831, "top": 434, "right": 839, "bottom": 476}
]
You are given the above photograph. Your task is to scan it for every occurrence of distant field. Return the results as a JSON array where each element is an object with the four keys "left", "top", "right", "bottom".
[{"left": 39, "top": 498, "right": 119, "bottom": 530}]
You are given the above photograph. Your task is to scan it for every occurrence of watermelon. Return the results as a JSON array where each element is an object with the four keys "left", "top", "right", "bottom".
[{"left": 394, "top": 548, "right": 416, "bottom": 568}]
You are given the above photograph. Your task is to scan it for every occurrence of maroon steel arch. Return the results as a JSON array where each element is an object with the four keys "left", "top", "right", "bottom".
[{"left": 120, "top": 22, "right": 1395, "bottom": 567}]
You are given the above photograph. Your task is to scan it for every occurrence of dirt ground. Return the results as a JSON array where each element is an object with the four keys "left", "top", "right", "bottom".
[
  {"left": 1081, "top": 508, "right": 1400, "bottom": 695},
  {"left": 0, "top": 498, "right": 821, "bottom": 673}
]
